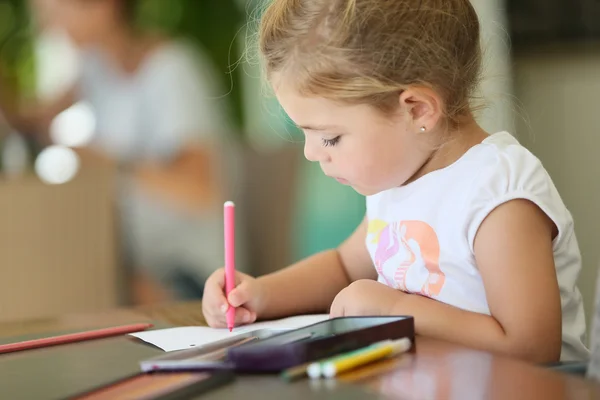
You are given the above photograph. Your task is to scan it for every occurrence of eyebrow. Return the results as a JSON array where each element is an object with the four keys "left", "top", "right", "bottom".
[{"left": 297, "top": 124, "right": 340, "bottom": 131}]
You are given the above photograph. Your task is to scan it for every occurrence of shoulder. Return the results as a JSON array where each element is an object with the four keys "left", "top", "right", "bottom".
[
  {"left": 141, "top": 39, "right": 226, "bottom": 103},
  {"left": 144, "top": 39, "right": 218, "bottom": 78},
  {"left": 468, "top": 132, "right": 556, "bottom": 204},
  {"left": 465, "top": 132, "right": 573, "bottom": 249}
]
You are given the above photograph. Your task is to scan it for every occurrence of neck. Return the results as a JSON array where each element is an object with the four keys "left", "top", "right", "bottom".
[
  {"left": 407, "top": 116, "right": 489, "bottom": 184},
  {"left": 95, "top": 23, "right": 150, "bottom": 74}
]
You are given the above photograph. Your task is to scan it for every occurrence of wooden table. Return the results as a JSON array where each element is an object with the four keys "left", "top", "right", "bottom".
[{"left": 0, "top": 301, "right": 599, "bottom": 399}]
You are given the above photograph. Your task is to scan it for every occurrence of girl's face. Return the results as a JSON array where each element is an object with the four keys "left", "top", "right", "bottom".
[
  {"left": 53, "top": 0, "right": 120, "bottom": 46},
  {"left": 274, "top": 81, "right": 440, "bottom": 196}
]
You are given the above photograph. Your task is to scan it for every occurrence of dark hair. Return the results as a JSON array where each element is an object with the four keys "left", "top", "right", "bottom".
[
  {"left": 79, "top": 0, "right": 138, "bottom": 24},
  {"left": 120, "top": 0, "right": 138, "bottom": 24}
]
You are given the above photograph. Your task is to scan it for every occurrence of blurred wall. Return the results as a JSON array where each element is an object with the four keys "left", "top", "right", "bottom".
[
  {"left": 471, "top": 0, "right": 516, "bottom": 134},
  {"left": 472, "top": 0, "right": 600, "bottom": 336},
  {"left": 516, "top": 45, "right": 600, "bottom": 332},
  {"left": 461, "top": 1, "right": 600, "bottom": 336}
]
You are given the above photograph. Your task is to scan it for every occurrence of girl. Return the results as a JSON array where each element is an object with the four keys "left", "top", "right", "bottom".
[{"left": 203, "top": 0, "right": 589, "bottom": 362}]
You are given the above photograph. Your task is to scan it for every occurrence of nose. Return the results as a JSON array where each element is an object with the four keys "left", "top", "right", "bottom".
[{"left": 304, "top": 138, "right": 329, "bottom": 163}]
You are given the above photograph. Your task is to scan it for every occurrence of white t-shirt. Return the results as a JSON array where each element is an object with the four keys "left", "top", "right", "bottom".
[
  {"left": 365, "top": 132, "right": 589, "bottom": 361},
  {"left": 79, "top": 40, "right": 231, "bottom": 163}
]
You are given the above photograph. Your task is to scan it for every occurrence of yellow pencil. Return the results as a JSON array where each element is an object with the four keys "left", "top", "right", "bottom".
[
  {"left": 321, "top": 338, "right": 411, "bottom": 378},
  {"left": 307, "top": 339, "right": 397, "bottom": 379}
]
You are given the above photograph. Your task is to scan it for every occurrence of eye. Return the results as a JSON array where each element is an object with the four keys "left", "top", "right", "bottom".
[{"left": 322, "top": 136, "right": 341, "bottom": 147}]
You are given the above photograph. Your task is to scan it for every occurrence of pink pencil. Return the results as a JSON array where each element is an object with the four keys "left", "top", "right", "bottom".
[
  {"left": 0, "top": 323, "right": 153, "bottom": 355},
  {"left": 224, "top": 201, "right": 236, "bottom": 332}
]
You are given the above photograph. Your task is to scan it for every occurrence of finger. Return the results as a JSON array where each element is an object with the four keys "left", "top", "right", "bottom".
[
  {"left": 202, "top": 291, "right": 229, "bottom": 321},
  {"left": 234, "top": 271, "right": 247, "bottom": 286},
  {"left": 329, "top": 297, "right": 343, "bottom": 318},
  {"left": 204, "top": 272, "right": 229, "bottom": 311},
  {"left": 232, "top": 307, "right": 256, "bottom": 325},
  {"left": 329, "top": 307, "right": 343, "bottom": 318},
  {"left": 212, "top": 269, "right": 246, "bottom": 289},
  {"left": 210, "top": 268, "right": 226, "bottom": 289},
  {"left": 204, "top": 304, "right": 232, "bottom": 329},
  {"left": 206, "top": 314, "right": 227, "bottom": 329},
  {"left": 206, "top": 290, "right": 230, "bottom": 317},
  {"left": 202, "top": 300, "right": 220, "bottom": 327},
  {"left": 208, "top": 304, "right": 255, "bottom": 328},
  {"left": 227, "top": 281, "right": 253, "bottom": 308}
]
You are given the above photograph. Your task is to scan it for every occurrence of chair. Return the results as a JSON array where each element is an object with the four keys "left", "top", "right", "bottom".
[{"left": 0, "top": 158, "right": 119, "bottom": 322}]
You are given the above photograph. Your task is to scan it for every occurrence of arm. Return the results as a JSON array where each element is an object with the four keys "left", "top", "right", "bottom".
[
  {"left": 391, "top": 199, "right": 562, "bottom": 363},
  {"left": 134, "top": 143, "right": 221, "bottom": 211},
  {"left": 73, "top": 138, "right": 220, "bottom": 214},
  {"left": 258, "top": 217, "right": 376, "bottom": 319}
]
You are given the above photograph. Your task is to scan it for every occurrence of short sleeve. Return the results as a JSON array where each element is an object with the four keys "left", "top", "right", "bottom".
[
  {"left": 143, "top": 41, "right": 232, "bottom": 160},
  {"left": 465, "top": 141, "right": 574, "bottom": 253}
]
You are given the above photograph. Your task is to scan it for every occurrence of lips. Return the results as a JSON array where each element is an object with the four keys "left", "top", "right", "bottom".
[{"left": 324, "top": 172, "right": 350, "bottom": 185}]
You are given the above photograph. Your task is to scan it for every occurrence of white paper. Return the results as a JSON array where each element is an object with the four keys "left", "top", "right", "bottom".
[{"left": 131, "top": 314, "right": 330, "bottom": 352}]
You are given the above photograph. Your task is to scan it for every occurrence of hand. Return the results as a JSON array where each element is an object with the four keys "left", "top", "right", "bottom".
[
  {"left": 202, "top": 268, "right": 266, "bottom": 328},
  {"left": 330, "top": 279, "right": 405, "bottom": 317},
  {"left": 73, "top": 147, "right": 116, "bottom": 169}
]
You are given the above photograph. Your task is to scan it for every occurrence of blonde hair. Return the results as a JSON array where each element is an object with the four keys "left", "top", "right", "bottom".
[{"left": 258, "top": 0, "right": 482, "bottom": 124}]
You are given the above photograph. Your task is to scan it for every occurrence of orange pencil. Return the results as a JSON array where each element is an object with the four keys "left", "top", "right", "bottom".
[{"left": 0, "top": 323, "right": 153, "bottom": 355}]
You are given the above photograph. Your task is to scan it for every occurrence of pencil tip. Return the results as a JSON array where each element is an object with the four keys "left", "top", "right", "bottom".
[{"left": 229, "top": 327, "right": 233, "bottom": 333}]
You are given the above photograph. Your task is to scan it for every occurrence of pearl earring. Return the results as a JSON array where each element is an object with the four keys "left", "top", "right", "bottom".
[{"left": 420, "top": 127, "right": 427, "bottom": 133}]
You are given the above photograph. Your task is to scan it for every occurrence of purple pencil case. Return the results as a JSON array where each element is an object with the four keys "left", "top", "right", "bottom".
[{"left": 227, "top": 316, "right": 415, "bottom": 372}]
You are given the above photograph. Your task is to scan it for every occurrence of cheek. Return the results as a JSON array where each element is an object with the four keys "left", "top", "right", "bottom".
[
  {"left": 334, "top": 132, "right": 418, "bottom": 194},
  {"left": 62, "top": 8, "right": 107, "bottom": 43},
  {"left": 353, "top": 143, "right": 408, "bottom": 188}
]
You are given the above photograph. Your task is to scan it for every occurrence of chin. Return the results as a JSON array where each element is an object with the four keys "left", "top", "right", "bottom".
[
  {"left": 350, "top": 185, "right": 380, "bottom": 197},
  {"left": 65, "top": 31, "right": 99, "bottom": 48},
  {"left": 350, "top": 180, "right": 397, "bottom": 196},
  {"left": 67, "top": 36, "right": 90, "bottom": 48}
]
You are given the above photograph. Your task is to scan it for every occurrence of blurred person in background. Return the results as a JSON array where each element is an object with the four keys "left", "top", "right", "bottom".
[{"left": 8, "top": 0, "right": 236, "bottom": 305}]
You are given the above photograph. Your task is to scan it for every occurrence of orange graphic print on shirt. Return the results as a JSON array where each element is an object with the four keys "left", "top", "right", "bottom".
[{"left": 368, "top": 219, "right": 445, "bottom": 297}]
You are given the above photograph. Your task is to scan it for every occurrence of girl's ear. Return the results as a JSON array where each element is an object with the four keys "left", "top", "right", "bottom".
[{"left": 398, "top": 87, "right": 443, "bottom": 132}]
